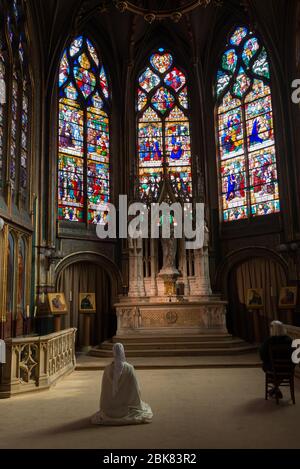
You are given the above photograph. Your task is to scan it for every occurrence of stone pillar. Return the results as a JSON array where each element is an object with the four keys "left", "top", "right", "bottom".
[
  {"left": 128, "top": 238, "right": 145, "bottom": 298},
  {"left": 149, "top": 239, "right": 158, "bottom": 296},
  {"left": 192, "top": 247, "right": 212, "bottom": 296},
  {"left": 180, "top": 239, "right": 190, "bottom": 296}
]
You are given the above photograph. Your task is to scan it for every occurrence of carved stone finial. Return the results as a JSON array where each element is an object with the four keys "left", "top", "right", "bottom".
[
  {"left": 144, "top": 13, "right": 156, "bottom": 23},
  {"left": 171, "top": 12, "right": 182, "bottom": 23},
  {"left": 116, "top": 1, "right": 128, "bottom": 13}
]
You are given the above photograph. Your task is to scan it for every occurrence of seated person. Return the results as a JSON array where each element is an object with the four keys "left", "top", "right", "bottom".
[
  {"left": 91, "top": 343, "right": 153, "bottom": 425},
  {"left": 259, "top": 320, "right": 293, "bottom": 399}
]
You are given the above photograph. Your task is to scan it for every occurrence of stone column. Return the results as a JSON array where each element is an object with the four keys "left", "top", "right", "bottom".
[
  {"left": 193, "top": 246, "right": 212, "bottom": 296},
  {"left": 149, "top": 239, "right": 158, "bottom": 296},
  {"left": 180, "top": 239, "right": 190, "bottom": 296},
  {"left": 128, "top": 238, "right": 145, "bottom": 298}
]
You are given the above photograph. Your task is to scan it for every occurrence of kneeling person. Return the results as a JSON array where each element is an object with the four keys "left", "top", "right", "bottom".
[{"left": 91, "top": 343, "right": 153, "bottom": 425}]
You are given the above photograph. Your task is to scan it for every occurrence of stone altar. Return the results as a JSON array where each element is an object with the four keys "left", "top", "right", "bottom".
[{"left": 115, "top": 223, "right": 228, "bottom": 337}]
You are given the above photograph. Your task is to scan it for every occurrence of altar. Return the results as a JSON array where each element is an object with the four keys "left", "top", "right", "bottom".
[
  {"left": 114, "top": 217, "right": 228, "bottom": 337},
  {"left": 115, "top": 298, "right": 227, "bottom": 336}
]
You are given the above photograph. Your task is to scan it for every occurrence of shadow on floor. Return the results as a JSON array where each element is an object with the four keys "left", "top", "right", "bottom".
[
  {"left": 36, "top": 417, "right": 98, "bottom": 435},
  {"left": 235, "top": 397, "right": 295, "bottom": 415}
]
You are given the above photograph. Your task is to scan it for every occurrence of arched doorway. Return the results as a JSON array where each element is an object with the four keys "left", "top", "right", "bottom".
[
  {"left": 227, "top": 256, "right": 287, "bottom": 343},
  {"left": 56, "top": 261, "right": 117, "bottom": 348}
]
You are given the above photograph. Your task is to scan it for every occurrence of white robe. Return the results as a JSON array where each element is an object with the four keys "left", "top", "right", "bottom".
[{"left": 91, "top": 362, "right": 153, "bottom": 425}]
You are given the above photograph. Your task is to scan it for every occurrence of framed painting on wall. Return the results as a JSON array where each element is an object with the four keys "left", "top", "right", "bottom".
[
  {"left": 278, "top": 287, "right": 297, "bottom": 309},
  {"left": 79, "top": 293, "right": 96, "bottom": 313},
  {"left": 48, "top": 293, "right": 68, "bottom": 315},
  {"left": 246, "top": 289, "right": 264, "bottom": 309}
]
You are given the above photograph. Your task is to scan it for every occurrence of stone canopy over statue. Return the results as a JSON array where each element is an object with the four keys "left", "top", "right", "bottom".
[{"left": 115, "top": 180, "right": 227, "bottom": 336}]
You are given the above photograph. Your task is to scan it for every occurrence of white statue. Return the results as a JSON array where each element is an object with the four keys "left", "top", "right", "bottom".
[{"left": 161, "top": 237, "right": 177, "bottom": 271}]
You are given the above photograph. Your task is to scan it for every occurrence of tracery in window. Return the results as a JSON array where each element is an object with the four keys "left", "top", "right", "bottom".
[
  {"left": 137, "top": 48, "right": 192, "bottom": 203},
  {"left": 216, "top": 26, "right": 280, "bottom": 222},
  {"left": 58, "top": 36, "right": 110, "bottom": 224}
]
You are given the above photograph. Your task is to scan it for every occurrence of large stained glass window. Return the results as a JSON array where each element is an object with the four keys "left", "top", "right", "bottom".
[
  {"left": 137, "top": 48, "right": 192, "bottom": 202},
  {"left": 58, "top": 36, "right": 110, "bottom": 224},
  {"left": 0, "top": 32, "right": 7, "bottom": 191},
  {"left": 6, "top": 1, "right": 31, "bottom": 209},
  {"left": 216, "top": 27, "right": 280, "bottom": 222}
]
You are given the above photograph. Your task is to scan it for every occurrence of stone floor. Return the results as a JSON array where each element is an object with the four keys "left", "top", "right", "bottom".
[
  {"left": 0, "top": 367, "right": 299, "bottom": 449},
  {"left": 75, "top": 352, "right": 262, "bottom": 370}
]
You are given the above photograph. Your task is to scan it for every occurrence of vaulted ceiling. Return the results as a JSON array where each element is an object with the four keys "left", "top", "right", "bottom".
[{"left": 27, "top": 0, "right": 295, "bottom": 87}]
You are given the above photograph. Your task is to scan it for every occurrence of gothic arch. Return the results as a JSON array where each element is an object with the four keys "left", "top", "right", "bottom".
[
  {"left": 54, "top": 251, "right": 123, "bottom": 298},
  {"left": 204, "top": 20, "right": 294, "bottom": 238},
  {"left": 215, "top": 246, "right": 288, "bottom": 297}
]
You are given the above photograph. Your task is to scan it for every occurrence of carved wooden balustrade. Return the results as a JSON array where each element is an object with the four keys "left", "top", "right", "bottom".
[{"left": 0, "top": 328, "right": 77, "bottom": 399}]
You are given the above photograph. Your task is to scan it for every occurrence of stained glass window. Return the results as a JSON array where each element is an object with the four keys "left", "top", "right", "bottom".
[
  {"left": 137, "top": 49, "right": 192, "bottom": 202},
  {"left": 58, "top": 36, "right": 110, "bottom": 224},
  {"left": 10, "top": 70, "right": 18, "bottom": 198},
  {"left": 20, "top": 77, "right": 30, "bottom": 206},
  {"left": 3, "top": 0, "right": 32, "bottom": 209},
  {"left": 0, "top": 33, "right": 7, "bottom": 191},
  {"left": 216, "top": 26, "right": 280, "bottom": 222}
]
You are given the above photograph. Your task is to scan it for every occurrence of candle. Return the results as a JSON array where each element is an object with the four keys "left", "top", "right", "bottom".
[
  {"left": 69, "top": 291, "right": 73, "bottom": 302},
  {"left": 41, "top": 292, "right": 45, "bottom": 304},
  {"left": 26, "top": 305, "right": 30, "bottom": 319},
  {"left": 34, "top": 306, "right": 37, "bottom": 318}
]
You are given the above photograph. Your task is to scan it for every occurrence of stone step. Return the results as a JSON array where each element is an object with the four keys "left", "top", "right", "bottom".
[
  {"left": 110, "top": 334, "right": 233, "bottom": 343},
  {"left": 90, "top": 345, "right": 257, "bottom": 358},
  {"left": 99, "top": 338, "right": 247, "bottom": 350},
  {"left": 90, "top": 333, "right": 257, "bottom": 358}
]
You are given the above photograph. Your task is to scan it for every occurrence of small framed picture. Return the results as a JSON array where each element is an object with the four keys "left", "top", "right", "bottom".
[
  {"left": 278, "top": 287, "right": 297, "bottom": 309},
  {"left": 246, "top": 288, "right": 264, "bottom": 309},
  {"left": 48, "top": 293, "right": 68, "bottom": 315},
  {"left": 79, "top": 293, "right": 96, "bottom": 313}
]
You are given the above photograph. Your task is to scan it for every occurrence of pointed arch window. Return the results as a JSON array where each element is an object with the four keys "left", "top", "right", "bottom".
[
  {"left": 5, "top": 0, "right": 32, "bottom": 209},
  {"left": 0, "top": 30, "right": 7, "bottom": 192},
  {"left": 137, "top": 48, "right": 192, "bottom": 202},
  {"left": 58, "top": 36, "right": 110, "bottom": 224},
  {"left": 215, "top": 26, "right": 280, "bottom": 222}
]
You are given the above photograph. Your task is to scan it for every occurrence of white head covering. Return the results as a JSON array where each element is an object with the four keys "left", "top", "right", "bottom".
[
  {"left": 112, "top": 343, "right": 126, "bottom": 397},
  {"left": 270, "top": 320, "right": 287, "bottom": 337}
]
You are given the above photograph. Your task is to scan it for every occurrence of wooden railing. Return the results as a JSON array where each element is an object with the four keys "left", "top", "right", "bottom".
[
  {"left": 0, "top": 328, "right": 77, "bottom": 399},
  {"left": 286, "top": 325, "right": 300, "bottom": 379}
]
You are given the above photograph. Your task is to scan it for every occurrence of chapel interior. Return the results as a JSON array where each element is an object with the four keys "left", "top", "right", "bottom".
[{"left": 0, "top": 0, "right": 300, "bottom": 450}]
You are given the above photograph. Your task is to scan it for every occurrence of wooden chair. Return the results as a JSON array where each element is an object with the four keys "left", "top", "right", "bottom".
[{"left": 265, "top": 343, "right": 296, "bottom": 405}]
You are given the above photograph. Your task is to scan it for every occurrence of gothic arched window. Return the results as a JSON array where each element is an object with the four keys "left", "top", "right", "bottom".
[
  {"left": 215, "top": 26, "right": 280, "bottom": 222},
  {"left": 0, "top": 28, "right": 7, "bottom": 193},
  {"left": 6, "top": 0, "right": 31, "bottom": 209},
  {"left": 58, "top": 36, "right": 110, "bottom": 224},
  {"left": 137, "top": 48, "right": 192, "bottom": 202}
]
